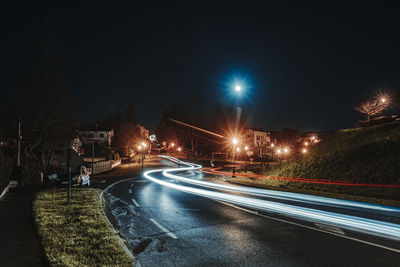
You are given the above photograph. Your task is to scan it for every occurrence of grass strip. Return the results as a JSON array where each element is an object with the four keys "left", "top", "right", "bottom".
[{"left": 33, "top": 188, "right": 133, "bottom": 267}]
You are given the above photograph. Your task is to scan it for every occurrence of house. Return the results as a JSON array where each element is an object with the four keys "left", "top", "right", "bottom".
[
  {"left": 136, "top": 124, "right": 149, "bottom": 140},
  {"left": 78, "top": 128, "right": 114, "bottom": 146},
  {"left": 244, "top": 127, "right": 271, "bottom": 157}
]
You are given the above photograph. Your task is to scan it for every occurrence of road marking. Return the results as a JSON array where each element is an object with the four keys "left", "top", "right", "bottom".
[
  {"left": 150, "top": 218, "right": 178, "bottom": 239},
  {"left": 217, "top": 201, "right": 400, "bottom": 254},
  {"left": 129, "top": 189, "right": 132, "bottom": 194},
  {"left": 130, "top": 183, "right": 135, "bottom": 188},
  {"left": 135, "top": 180, "right": 149, "bottom": 183},
  {"left": 132, "top": 198, "right": 140, "bottom": 207},
  {"left": 314, "top": 223, "right": 345, "bottom": 235}
]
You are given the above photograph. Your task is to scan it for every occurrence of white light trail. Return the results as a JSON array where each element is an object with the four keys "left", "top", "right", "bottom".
[
  {"left": 160, "top": 156, "right": 400, "bottom": 214},
  {"left": 146, "top": 156, "right": 400, "bottom": 241}
]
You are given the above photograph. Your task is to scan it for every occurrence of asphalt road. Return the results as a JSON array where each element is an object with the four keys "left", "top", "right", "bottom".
[{"left": 98, "top": 157, "right": 400, "bottom": 267}]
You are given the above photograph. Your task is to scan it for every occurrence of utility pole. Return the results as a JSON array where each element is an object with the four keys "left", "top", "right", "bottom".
[
  {"left": 67, "top": 147, "right": 71, "bottom": 204},
  {"left": 17, "top": 118, "right": 21, "bottom": 167},
  {"left": 92, "top": 141, "right": 95, "bottom": 175}
]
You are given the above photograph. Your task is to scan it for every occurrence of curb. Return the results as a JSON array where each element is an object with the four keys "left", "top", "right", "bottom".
[
  {"left": 99, "top": 178, "right": 141, "bottom": 267},
  {"left": 0, "top": 182, "right": 11, "bottom": 200}
]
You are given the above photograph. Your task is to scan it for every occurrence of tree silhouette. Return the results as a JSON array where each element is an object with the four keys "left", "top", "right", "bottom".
[{"left": 125, "top": 103, "right": 136, "bottom": 125}]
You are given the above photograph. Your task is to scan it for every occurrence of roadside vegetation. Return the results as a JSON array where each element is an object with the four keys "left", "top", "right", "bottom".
[
  {"left": 33, "top": 188, "right": 133, "bottom": 266},
  {"left": 231, "top": 122, "right": 400, "bottom": 204}
]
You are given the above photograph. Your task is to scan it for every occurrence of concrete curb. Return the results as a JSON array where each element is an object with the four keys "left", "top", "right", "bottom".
[{"left": 99, "top": 178, "right": 141, "bottom": 267}]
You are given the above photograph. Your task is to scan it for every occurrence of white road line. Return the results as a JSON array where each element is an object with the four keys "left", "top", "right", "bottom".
[
  {"left": 128, "top": 189, "right": 132, "bottom": 194},
  {"left": 135, "top": 180, "right": 149, "bottom": 183},
  {"left": 217, "top": 201, "right": 400, "bottom": 254},
  {"left": 150, "top": 218, "right": 178, "bottom": 239},
  {"left": 130, "top": 183, "right": 135, "bottom": 188},
  {"left": 132, "top": 198, "right": 140, "bottom": 207}
]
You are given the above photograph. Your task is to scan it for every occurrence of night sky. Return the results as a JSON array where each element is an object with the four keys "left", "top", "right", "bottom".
[{"left": 2, "top": 0, "right": 400, "bottom": 132}]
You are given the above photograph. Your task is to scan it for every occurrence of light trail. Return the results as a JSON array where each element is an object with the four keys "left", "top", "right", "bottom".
[
  {"left": 161, "top": 156, "right": 400, "bottom": 214},
  {"left": 145, "top": 156, "right": 400, "bottom": 242},
  {"left": 200, "top": 167, "right": 400, "bottom": 188}
]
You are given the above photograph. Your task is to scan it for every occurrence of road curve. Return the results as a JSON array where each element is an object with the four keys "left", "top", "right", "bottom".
[{"left": 103, "top": 157, "right": 400, "bottom": 266}]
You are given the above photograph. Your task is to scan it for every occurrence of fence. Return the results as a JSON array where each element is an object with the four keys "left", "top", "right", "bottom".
[{"left": 87, "top": 159, "right": 121, "bottom": 175}]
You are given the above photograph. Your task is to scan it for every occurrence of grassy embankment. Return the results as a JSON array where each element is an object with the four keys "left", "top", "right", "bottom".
[
  {"left": 33, "top": 188, "right": 133, "bottom": 266},
  {"left": 230, "top": 122, "right": 400, "bottom": 205}
]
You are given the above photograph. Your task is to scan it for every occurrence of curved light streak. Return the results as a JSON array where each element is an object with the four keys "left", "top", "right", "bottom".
[
  {"left": 160, "top": 156, "right": 400, "bottom": 214},
  {"left": 145, "top": 156, "right": 400, "bottom": 241}
]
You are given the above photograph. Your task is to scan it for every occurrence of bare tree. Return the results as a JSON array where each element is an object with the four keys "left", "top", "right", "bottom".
[{"left": 356, "top": 92, "right": 392, "bottom": 121}]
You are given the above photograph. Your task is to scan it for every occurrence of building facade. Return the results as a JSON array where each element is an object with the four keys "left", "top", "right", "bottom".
[
  {"left": 244, "top": 127, "right": 271, "bottom": 157},
  {"left": 78, "top": 129, "right": 114, "bottom": 146}
]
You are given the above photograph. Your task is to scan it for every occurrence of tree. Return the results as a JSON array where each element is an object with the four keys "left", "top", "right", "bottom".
[
  {"left": 8, "top": 30, "right": 76, "bottom": 181},
  {"left": 113, "top": 122, "right": 140, "bottom": 156},
  {"left": 125, "top": 103, "right": 136, "bottom": 125},
  {"left": 355, "top": 92, "right": 392, "bottom": 122},
  {"left": 104, "top": 106, "right": 121, "bottom": 130}
]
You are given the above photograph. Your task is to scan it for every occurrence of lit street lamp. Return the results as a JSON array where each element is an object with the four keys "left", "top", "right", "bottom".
[
  {"left": 235, "top": 84, "right": 241, "bottom": 92},
  {"left": 232, "top": 138, "right": 239, "bottom": 178},
  {"left": 137, "top": 145, "right": 144, "bottom": 170},
  {"left": 244, "top": 145, "right": 249, "bottom": 172},
  {"left": 177, "top": 147, "right": 182, "bottom": 168}
]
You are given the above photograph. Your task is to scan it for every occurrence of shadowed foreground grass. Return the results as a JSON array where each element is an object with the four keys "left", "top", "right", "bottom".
[{"left": 33, "top": 188, "right": 133, "bottom": 267}]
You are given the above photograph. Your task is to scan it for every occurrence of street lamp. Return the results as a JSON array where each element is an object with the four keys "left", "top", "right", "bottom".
[
  {"left": 231, "top": 138, "right": 239, "bottom": 178},
  {"left": 234, "top": 84, "right": 241, "bottom": 92},
  {"left": 283, "top": 147, "right": 290, "bottom": 161},
  {"left": 302, "top": 148, "right": 308, "bottom": 154},
  {"left": 276, "top": 148, "right": 282, "bottom": 165},
  {"left": 177, "top": 147, "right": 182, "bottom": 168}
]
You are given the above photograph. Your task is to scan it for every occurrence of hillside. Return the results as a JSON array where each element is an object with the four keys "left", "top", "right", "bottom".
[{"left": 267, "top": 122, "right": 400, "bottom": 185}]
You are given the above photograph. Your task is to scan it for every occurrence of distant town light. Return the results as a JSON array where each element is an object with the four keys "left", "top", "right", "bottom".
[
  {"left": 244, "top": 145, "right": 249, "bottom": 151},
  {"left": 142, "top": 142, "right": 147, "bottom": 148},
  {"left": 137, "top": 145, "right": 142, "bottom": 150},
  {"left": 276, "top": 149, "right": 282, "bottom": 154},
  {"left": 304, "top": 141, "right": 309, "bottom": 146},
  {"left": 177, "top": 147, "right": 182, "bottom": 152},
  {"left": 232, "top": 138, "right": 238, "bottom": 145},
  {"left": 234, "top": 85, "right": 241, "bottom": 92},
  {"left": 302, "top": 148, "right": 308, "bottom": 153},
  {"left": 171, "top": 143, "right": 175, "bottom": 147},
  {"left": 236, "top": 147, "right": 241, "bottom": 152},
  {"left": 270, "top": 143, "right": 275, "bottom": 147},
  {"left": 283, "top": 148, "right": 289, "bottom": 153}
]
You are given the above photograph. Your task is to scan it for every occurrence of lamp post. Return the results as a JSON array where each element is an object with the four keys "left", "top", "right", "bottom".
[
  {"left": 137, "top": 145, "right": 144, "bottom": 171},
  {"left": 170, "top": 142, "right": 175, "bottom": 156},
  {"left": 244, "top": 145, "right": 248, "bottom": 172},
  {"left": 232, "top": 138, "right": 238, "bottom": 177},
  {"left": 177, "top": 147, "right": 182, "bottom": 168},
  {"left": 276, "top": 148, "right": 282, "bottom": 166},
  {"left": 283, "top": 147, "right": 289, "bottom": 161}
]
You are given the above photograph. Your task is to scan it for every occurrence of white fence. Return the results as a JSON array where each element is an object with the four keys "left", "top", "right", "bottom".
[{"left": 88, "top": 159, "right": 121, "bottom": 175}]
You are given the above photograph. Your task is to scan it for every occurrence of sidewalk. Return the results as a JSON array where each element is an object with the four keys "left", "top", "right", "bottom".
[{"left": 0, "top": 186, "right": 47, "bottom": 266}]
